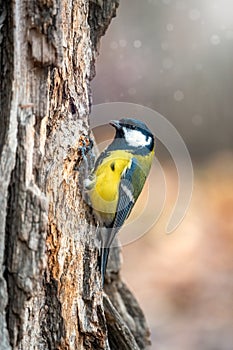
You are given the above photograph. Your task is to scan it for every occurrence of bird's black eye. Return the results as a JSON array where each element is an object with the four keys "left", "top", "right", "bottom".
[
  {"left": 129, "top": 125, "right": 136, "bottom": 130},
  {"left": 110, "top": 162, "right": 115, "bottom": 171}
]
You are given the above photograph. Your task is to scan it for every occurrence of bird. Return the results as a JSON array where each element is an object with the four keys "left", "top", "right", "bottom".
[{"left": 84, "top": 118, "right": 155, "bottom": 285}]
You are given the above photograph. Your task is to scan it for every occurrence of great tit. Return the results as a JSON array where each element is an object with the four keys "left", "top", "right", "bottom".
[{"left": 84, "top": 118, "right": 155, "bottom": 285}]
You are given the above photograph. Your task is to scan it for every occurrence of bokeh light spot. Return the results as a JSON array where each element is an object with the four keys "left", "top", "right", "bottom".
[
  {"left": 133, "top": 40, "right": 142, "bottom": 48},
  {"left": 174, "top": 90, "right": 184, "bottom": 102},
  {"left": 210, "top": 34, "right": 221, "bottom": 45},
  {"left": 166, "top": 23, "right": 174, "bottom": 32}
]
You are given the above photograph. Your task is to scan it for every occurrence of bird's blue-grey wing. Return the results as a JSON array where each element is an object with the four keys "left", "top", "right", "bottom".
[
  {"left": 99, "top": 158, "right": 138, "bottom": 284},
  {"left": 110, "top": 157, "right": 137, "bottom": 243}
]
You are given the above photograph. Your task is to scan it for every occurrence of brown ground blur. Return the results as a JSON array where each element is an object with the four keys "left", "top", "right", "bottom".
[{"left": 121, "top": 151, "right": 233, "bottom": 350}]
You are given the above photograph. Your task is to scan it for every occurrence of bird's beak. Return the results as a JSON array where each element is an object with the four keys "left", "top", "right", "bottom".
[{"left": 109, "top": 120, "right": 121, "bottom": 129}]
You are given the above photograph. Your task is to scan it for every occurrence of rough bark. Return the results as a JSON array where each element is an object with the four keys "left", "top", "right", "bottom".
[{"left": 0, "top": 0, "right": 151, "bottom": 349}]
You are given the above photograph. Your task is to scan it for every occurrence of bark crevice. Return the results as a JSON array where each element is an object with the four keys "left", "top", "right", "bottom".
[
  {"left": 4, "top": 161, "right": 21, "bottom": 347},
  {"left": 42, "top": 277, "right": 65, "bottom": 349}
]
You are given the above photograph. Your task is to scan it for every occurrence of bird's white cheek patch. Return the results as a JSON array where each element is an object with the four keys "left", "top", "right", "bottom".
[{"left": 123, "top": 129, "right": 151, "bottom": 147}]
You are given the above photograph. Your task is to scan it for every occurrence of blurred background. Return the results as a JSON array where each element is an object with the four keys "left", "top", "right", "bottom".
[{"left": 91, "top": 1, "right": 233, "bottom": 349}]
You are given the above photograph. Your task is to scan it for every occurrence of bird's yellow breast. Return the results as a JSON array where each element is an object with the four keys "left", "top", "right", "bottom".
[{"left": 88, "top": 150, "right": 131, "bottom": 219}]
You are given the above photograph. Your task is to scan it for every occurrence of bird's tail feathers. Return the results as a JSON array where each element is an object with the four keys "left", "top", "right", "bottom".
[
  {"left": 99, "top": 247, "right": 110, "bottom": 286},
  {"left": 97, "top": 226, "right": 119, "bottom": 286}
]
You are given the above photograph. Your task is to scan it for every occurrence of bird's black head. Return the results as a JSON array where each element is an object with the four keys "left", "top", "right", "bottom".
[{"left": 109, "top": 118, "right": 155, "bottom": 152}]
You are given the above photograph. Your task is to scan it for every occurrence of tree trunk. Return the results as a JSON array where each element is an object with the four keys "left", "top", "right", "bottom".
[{"left": 0, "top": 1, "right": 151, "bottom": 349}]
